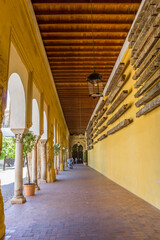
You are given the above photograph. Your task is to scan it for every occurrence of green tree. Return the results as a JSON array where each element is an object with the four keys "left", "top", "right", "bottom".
[
  {"left": 23, "top": 131, "right": 36, "bottom": 184},
  {"left": 54, "top": 143, "right": 61, "bottom": 157},
  {"left": 0, "top": 137, "right": 15, "bottom": 170}
]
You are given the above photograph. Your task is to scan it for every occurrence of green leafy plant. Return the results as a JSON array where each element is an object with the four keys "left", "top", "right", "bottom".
[
  {"left": 83, "top": 151, "right": 87, "bottom": 163},
  {"left": 23, "top": 131, "right": 36, "bottom": 184},
  {"left": 63, "top": 147, "right": 66, "bottom": 161},
  {"left": 0, "top": 137, "right": 15, "bottom": 170},
  {"left": 54, "top": 143, "right": 61, "bottom": 157},
  {"left": 63, "top": 148, "right": 65, "bottom": 155}
]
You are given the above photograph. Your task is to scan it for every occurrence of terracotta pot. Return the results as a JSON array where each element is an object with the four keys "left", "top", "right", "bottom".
[
  {"left": 83, "top": 162, "right": 88, "bottom": 166},
  {"left": 55, "top": 169, "right": 58, "bottom": 175},
  {"left": 24, "top": 183, "right": 35, "bottom": 196}
]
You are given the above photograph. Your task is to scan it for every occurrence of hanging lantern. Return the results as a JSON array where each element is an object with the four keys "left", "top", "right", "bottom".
[
  {"left": 87, "top": 0, "right": 104, "bottom": 98},
  {"left": 87, "top": 71, "right": 103, "bottom": 98}
]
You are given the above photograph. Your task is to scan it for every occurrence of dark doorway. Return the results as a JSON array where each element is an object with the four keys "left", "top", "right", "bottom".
[{"left": 72, "top": 144, "right": 83, "bottom": 164}]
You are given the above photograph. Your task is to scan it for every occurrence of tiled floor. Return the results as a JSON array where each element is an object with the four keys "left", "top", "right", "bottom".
[{"left": 3, "top": 165, "right": 160, "bottom": 240}]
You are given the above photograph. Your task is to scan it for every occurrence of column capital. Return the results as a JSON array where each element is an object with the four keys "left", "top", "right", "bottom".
[
  {"left": 11, "top": 128, "right": 28, "bottom": 143},
  {"left": 15, "top": 133, "right": 24, "bottom": 143},
  {"left": 40, "top": 139, "right": 47, "bottom": 145}
]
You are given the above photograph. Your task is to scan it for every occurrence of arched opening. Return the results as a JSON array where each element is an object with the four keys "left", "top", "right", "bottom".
[
  {"left": 8, "top": 73, "right": 26, "bottom": 129},
  {"left": 30, "top": 99, "right": 40, "bottom": 136},
  {"left": 0, "top": 72, "right": 27, "bottom": 204},
  {"left": 72, "top": 144, "right": 83, "bottom": 164},
  {"left": 41, "top": 111, "right": 47, "bottom": 140},
  {"left": 1, "top": 72, "right": 26, "bottom": 164}
]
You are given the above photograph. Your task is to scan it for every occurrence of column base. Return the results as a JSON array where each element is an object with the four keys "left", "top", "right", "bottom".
[
  {"left": 65, "top": 162, "right": 68, "bottom": 167},
  {"left": 53, "top": 173, "right": 56, "bottom": 182},
  {"left": 39, "top": 179, "right": 47, "bottom": 184},
  {"left": 0, "top": 225, "right": 5, "bottom": 240},
  {"left": 11, "top": 196, "right": 26, "bottom": 204},
  {"left": 60, "top": 163, "right": 64, "bottom": 171}
]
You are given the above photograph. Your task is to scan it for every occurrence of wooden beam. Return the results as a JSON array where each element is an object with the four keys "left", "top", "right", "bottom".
[
  {"left": 92, "top": 127, "right": 98, "bottom": 135},
  {"left": 105, "top": 62, "right": 125, "bottom": 96},
  {"left": 40, "top": 25, "right": 130, "bottom": 33},
  {"left": 97, "top": 125, "right": 107, "bottom": 135},
  {"left": 44, "top": 42, "right": 124, "bottom": 47},
  {"left": 132, "top": 43, "right": 160, "bottom": 80},
  {"left": 105, "top": 74, "right": 126, "bottom": 105},
  {"left": 50, "top": 59, "right": 116, "bottom": 63},
  {"left": 34, "top": 7, "right": 138, "bottom": 16},
  {"left": 129, "top": 4, "right": 159, "bottom": 50},
  {"left": 106, "top": 90, "right": 131, "bottom": 115},
  {"left": 136, "top": 95, "right": 160, "bottom": 117},
  {"left": 97, "top": 134, "right": 107, "bottom": 141},
  {"left": 50, "top": 56, "right": 117, "bottom": 61},
  {"left": 45, "top": 46, "right": 122, "bottom": 52},
  {"left": 131, "top": 7, "right": 158, "bottom": 51},
  {"left": 95, "top": 107, "right": 107, "bottom": 122},
  {"left": 96, "top": 117, "right": 108, "bottom": 128},
  {"left": 92, "top": 132, "right": 98, "bottom": 139},
  {"left": 135, "top": 69, "right": 160, "bottom": 98},
  {"left": 132, "top": 26, "right": 160, "bottom": 69},
  {"left": 95, "top": 99, "right": 107, "bottom": 114},
  {"left": 88, "top": 145, "right": 93, "bottom": 151},
  {"left": 50, "top": 62, "right": 114, "bottom": 67},
  {"left": 33, "top": 0, "right": 141, "bottom": 4},
  {"left": 128, "top": 0, "right": 151, "bottom": 42},
  {"left": 130, "top": 11, "right": 160, "bottom": 63},
  {"left": 44, "top": 35, "right": 126, "bottom": 41},
  {"left": 107, "top": 119, "right": 132, "bottom": 135},
  {"left": 87, "top": 133, "right": 93, "bottom": 139},
  {"left": 48, "top": 52, "right": 119, "bottom": 58},
  {"left": 107, "top": 104, "right": 130, "bottom": 126},
  {"left": 51, "top": 66, "right": 113, "bottom": 71},
  {"left": 135, "top": 82, "right": 160, "bottom": 107},
  {"left": 134, "top": 55, "right": 160, "bottom": 88}
]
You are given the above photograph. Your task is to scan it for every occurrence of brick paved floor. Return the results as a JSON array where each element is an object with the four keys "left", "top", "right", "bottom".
[{"left": 3, "top": 165, "right": 160, "bottom": 240}]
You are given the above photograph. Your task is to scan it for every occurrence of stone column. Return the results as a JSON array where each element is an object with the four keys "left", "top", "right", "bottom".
[
  {"left": 39, "top": 139, "right": 47, "bottom": 183},
  {"left": 32, "top": 137, "right": 40, "bottom": 190},
  {"left": 54, "top": 155, "right": 57, "bottom": 170},
  {"left": 11, "top": 133, "right": 26, "bottom": 204},
  {"left": 59, "top": 149, "right": 64, "bottom": 171},
  {"left": 65, "top": 151, "right": 68, "bottom": 167},
  {"left": 57, "top": 155, "right": 60, "bottom": 170}
]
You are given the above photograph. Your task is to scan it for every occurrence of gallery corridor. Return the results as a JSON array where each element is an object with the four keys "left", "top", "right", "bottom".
[{"left": 3, "top": 165, "right": 160, "bottom": 240}]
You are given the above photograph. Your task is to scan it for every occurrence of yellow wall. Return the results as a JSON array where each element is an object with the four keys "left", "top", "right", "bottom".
[
  {"left": 88, "top": 47, "right": 160, "bottom": 210},
  {"left": 0, "top": 0, "right": 69, "bottom": 138}
]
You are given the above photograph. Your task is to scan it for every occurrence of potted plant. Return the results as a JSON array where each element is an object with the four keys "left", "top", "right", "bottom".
[
  {"left": 54, "top": 143, "right": 61, "bottom": 174},
  {"left": 23, "top": 131, "right": 36, "bottom": 196},
  {"left": 83, "top": 151, "right": 88, "bottom": 166}
]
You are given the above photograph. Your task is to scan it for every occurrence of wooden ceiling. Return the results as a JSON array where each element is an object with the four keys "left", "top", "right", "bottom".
[{"left": 31, "top": 0, "right": 141, "bottom": 134}]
